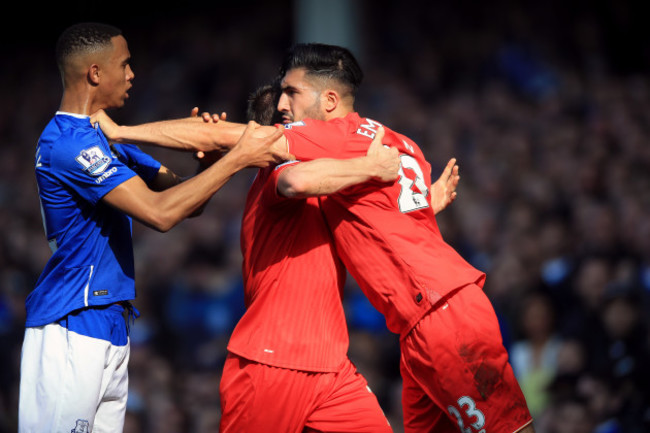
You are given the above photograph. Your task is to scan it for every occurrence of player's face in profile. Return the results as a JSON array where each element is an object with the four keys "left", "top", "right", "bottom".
[
  {"left": 278, "top": 68, "right": 324, "bottom": 123},
  {"left": 98, "top": 35, "right": 134, "bottom": 109}
]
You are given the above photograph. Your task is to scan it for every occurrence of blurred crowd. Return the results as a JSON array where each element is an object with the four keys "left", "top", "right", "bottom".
[{"left": 1, "top": 1, "right": 649, "bottom": 432}]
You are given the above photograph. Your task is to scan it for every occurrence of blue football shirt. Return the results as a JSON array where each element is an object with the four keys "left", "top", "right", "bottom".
[{"left": 27, "top": 112, "right": 161, "bottom": 327}]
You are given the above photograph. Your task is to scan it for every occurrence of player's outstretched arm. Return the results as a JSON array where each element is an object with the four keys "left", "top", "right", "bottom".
[
  {"left": 90, "top": 108, "right": 291, "bottom": 160},
  {"left": 278, "top": 126, "right": 400, "bottom": 198},
  {"left": 430, "top": 157, "right": 459, "bottom": 214},
  {"left": 102, "top": 122, "right": 284, "bottom": 232}
]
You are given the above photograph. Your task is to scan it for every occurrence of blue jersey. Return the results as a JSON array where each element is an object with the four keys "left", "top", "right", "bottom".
[{"left": 27, "top": 112, "right": 161, "bottom": 327}]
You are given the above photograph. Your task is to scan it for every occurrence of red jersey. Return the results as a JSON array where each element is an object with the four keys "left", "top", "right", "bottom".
[
  {"left": 284, "top": 112, "right": 485, "bottom": 337},
  {"left": 227, "top": 163, "right": 349, "bottom": 372}
]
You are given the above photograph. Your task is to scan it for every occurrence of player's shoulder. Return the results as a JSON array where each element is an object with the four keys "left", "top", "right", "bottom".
[
  {"left": 283, "top": 115, "right": 349, "bottom": 134},
  {"left": 353, "top": 113, "right": 384, "bottom": 137},
  {"left": 47, "top": 114, "right": 99, "bottom": 151},
  {"left": 43, "top": 114, "right": 107, "bottom": 169},
  {"left": 355, "top": 113, "right": 425, "bottom": 155},
  {"left": 352, "top": 113, "right": 397, "bottom": 140},
  {"left": 282, "top": 120, "right": 308, "bottom": 130}
]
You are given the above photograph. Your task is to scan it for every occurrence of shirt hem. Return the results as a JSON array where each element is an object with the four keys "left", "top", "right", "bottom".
[
  {"left": 226, "top": 347, "right": 346, "bottom": 373},
  {"left": 25, "top": 296, "right": 136, "bottom": 328},
  {"left": 399, "top": 277, "right": 484, "bottom": 340}
]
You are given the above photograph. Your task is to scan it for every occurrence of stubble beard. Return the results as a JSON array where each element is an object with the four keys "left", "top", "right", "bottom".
[{"left": 304, "top": 97, "right": 326, "bottom": 122}]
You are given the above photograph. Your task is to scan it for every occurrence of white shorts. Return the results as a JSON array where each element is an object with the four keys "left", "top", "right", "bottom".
[{"left": 19, "top": 304, "right": 132, "bottom": 433}]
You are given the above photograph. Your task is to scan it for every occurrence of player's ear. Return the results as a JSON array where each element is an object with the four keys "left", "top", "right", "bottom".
[
  {"left": 88, "top": 64, "right": 101, "bottom": 86},
  {"left": 323, "top": 89, "right": 339, "bottom": 113}
]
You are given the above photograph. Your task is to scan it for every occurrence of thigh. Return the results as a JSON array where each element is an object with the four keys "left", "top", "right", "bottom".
[
  {"left": 305, "top": 359, "right": 392, "bottom": 433},
  {"left": 219, "top": 353, "right": 316, "bottom": 433},
  {"left": 19, "top": 323, "right": 109, "bottom": 433},
  {"left": 93, "top": 340, "right": 130, "bottom": 433},
  {"left": 402, "top": 284, "right": 532, "bottom": 433},
  {"left": 400, "top": 352, "right": 455, "bottom": 433}
]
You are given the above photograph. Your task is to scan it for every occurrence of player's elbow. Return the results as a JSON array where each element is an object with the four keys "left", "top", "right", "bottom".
[
  {"left": 139, "top": 210, "right": 180, "bottom": 233},
  {"left": 152, "top": 220, "right": 175, "bottom": 233},
  {"left": 278, "top": 170, "right": 310, "bottom": 198},
  {"left": 278, "top": 182, "right": 304, "bottom": 199}
]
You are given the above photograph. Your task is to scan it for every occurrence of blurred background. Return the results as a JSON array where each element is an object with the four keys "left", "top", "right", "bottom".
[{"left": 1, "top": 0, "right": 650, "bottom": 431}]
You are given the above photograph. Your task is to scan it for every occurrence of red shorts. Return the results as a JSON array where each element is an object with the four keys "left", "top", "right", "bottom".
[
  {"left": 219, "top": 353, "right": 392, "bottom": 433},
  {"left": 400, "top": 284, "right": 533, "bottom": 433}
]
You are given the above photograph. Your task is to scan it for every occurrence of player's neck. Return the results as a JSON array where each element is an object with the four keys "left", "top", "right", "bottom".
[
  {"left": 325, "top": 106, "right": 353, "bottom": 121},
  {"left": 59, "top": 88, "right": 105, "bottom": 116}
]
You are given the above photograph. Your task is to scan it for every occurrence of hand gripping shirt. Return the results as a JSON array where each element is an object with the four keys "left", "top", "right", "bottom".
[
  {"left": 283, "top": 113, "right": 486, "bottom": 338},
  {"left": 227, "top": 163, "right": 349, "bottom": 372},
  {"left": 28, "top": 112, "right": 161, "bottom": 327}
]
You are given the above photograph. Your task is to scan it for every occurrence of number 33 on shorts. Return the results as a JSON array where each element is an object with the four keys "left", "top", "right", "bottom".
[{"left": 448, "top": 396, "right": 486, "bottom": 433}]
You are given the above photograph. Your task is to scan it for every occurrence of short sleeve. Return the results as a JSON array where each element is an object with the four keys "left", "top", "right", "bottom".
[
  {"left": 50, "top": 128, "right": 137, "bottom": 204},
  {"left": 112, "top": 143, "right": 162, "bottom": 183},
  {"left": 283, "top": 119, "right": 350, "bottom": 161},
  {"left": 259, "top": 161, "right": 301, "bottom": 207}
]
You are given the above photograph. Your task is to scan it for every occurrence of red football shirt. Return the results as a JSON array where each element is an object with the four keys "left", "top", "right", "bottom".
[
  {"left": 283, "top": 112, "right": 486, "bottom": 337},
  {"left": 226, "top": 163, "right": 349, "bottom": 372}
]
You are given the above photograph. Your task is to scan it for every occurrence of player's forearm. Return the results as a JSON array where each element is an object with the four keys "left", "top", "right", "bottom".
[
  {"left": 106, "top": 123, "right": 284, "bottom": 232},
  {"left": 279, "top": 157, "right": 378, "bottom": 198},
  {"left": 111, "top": 118, "right": 246, "bottom": 152},
  {"left": 148, "top": 148, "right": 249, "bottom": 231}
]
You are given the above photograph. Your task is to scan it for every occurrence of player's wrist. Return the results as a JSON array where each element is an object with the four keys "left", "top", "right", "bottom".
[
  {"left": 220, "top": 145, "right": 250, "bottom": 171},
  {"left": 105, "top": 124, "right": 133, "bottom": 143},
  {"left": 363, "top": 156, "right": 382, "bottom": 179},
  {"left": 111, "top": 125, "right": 127, "bottom": 142}
]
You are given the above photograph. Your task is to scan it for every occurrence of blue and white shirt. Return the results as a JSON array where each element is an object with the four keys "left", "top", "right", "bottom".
[{"left": 27, "top": 112, "right": 161, "bottom": 327}]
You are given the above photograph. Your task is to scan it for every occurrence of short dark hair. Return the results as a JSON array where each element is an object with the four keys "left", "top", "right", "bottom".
[
  {"left": 246, "top": 82, "right": 283, "bottom": 125},
  {"left": 279, "top": 43, "right": 363, "bottom": 97},
  {"left": 55, "top": 22, "right": 122, "bottom": 72}
]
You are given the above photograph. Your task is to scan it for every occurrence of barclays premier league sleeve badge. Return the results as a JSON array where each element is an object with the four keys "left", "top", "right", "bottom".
[
  {"left": 75, "top": 146, "right": 112, "bottom": 176},
  {"left": 283, "top": 120, "right": 305, "bottom": 129}
]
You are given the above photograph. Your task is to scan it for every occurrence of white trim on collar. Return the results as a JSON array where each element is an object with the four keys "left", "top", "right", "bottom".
[{"left": 55, "top": 111, "right": 90, "bottom": 119}]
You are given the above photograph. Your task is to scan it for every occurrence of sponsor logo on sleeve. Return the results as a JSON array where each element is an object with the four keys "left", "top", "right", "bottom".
[
  {"left": 75, "top": 146, "right": 111, "bottom": 176},
  {"left": 94, "top": 167, "right": 117, "bottom": 184}
]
